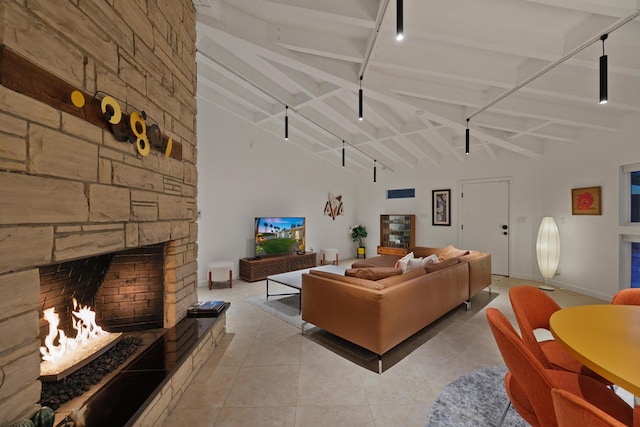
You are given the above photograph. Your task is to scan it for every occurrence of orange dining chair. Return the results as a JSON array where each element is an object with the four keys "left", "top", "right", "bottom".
[
  {"left": 498, "top": 371, "right": 538, "bottom": 426},
  {"left": 551, "top": 388, "right": 628, "bottom": 427},
  {"left": 486, "top": 308, "right": 633, "bottom": 427},
  {"left": 611, "top": 288, "right": 640, "bottom": 305},
  {"left": 509, "top": 286, "right": 612, "bottom": 386}
]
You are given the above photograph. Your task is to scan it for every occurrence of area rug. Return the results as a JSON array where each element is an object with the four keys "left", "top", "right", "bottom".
[
  {"left": 426, "top": 365, "right": 527, "bottom": 427},
  {"left": 245, "top": 294, "right": 303, "bottom": 329}
]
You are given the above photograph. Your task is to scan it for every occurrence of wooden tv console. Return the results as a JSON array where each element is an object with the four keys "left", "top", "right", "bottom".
[{"left": 239, "top": 252, "right": 317, "bottom": 282}]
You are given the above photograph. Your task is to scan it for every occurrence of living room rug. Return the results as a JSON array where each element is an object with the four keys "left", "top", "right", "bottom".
[
  {"left": 245, "top": 294, "right": 304, "bottom": 329},
  {"left": 425, "top": 365, "right": 527, "bottom": 427}
]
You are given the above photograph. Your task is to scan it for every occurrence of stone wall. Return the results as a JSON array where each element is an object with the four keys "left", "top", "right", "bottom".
[{"left": 0, "top": 1, "right": 198, "bottom": 424}]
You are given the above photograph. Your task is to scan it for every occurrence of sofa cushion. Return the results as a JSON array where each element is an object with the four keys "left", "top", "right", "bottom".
[
  {"left": 426, "top": 257, "right": 459, "bottom": 273},
  {"left": 377, "top": 267, "right": 426, "bottom": 288},
  {"left": 345, "top": 267, "right": 402, "bottom": 281},
  {"left": 308, "top": 269, "right": 385, "bottom": 290},
  {"left": 351, "top": 255, "right": 400, "bottom": 268},
  {"left": 459, "top": 251, "right": 483, "bottom": 263},
  {"left": 437, "top": 245, "right": 469, "bottom": 261}
]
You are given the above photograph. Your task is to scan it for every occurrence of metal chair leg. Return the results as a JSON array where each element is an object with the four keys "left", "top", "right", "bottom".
[{"left": 497, "top": 401, "right": 511, "bottom": 427}]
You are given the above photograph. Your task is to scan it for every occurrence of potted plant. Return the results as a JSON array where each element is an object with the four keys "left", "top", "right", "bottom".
[{"left": 349, "top": 224, "right": 368, "bottom": 257}]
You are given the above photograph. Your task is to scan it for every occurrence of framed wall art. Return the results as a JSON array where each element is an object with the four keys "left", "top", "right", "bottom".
[
  {"left": 571, "top": 186, "right": 601, "bottom": 215},
  {"left": 432, "top": 189, "right": 451, "bottom": 226}
]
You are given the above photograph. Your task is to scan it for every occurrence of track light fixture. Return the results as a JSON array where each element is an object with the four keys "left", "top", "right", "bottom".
[
  {"left": 465, "top": 119, "right": 470, "bottom": 155},
  {"left": 373, "top": 159, "right": 377, "bottom": 183},
  {"left": 358, "top": 76, "right": 363, "bottom": 121},
  {"left": 342, "top": 140, "right": 345, "bottom": 167},
  {"left": 600, "top": 34, "right": 608, "bottom": 105},
  {"left": 285, "top": 106, "right": 289, "bottom": 140},
  {"left": 396, "top": 0, "right": 404, "bottom": 41}
]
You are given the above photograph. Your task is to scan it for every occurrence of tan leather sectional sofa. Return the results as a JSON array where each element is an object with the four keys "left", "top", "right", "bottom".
[{"left": 300, "top": 246, "right": 491, "bottom": 361}]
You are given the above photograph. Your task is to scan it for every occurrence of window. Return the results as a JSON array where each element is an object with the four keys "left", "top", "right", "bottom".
[
  {"left": 387, "top": 188, "right": 415, "bottom": 199},
  {"left": 632, "top": 171, "right": 640, "bottom": 222},
  {"left": 622, "top": 163, "right": 640, "bottom": 223},
  {"left": 633, "top": 242, "right": 640, "bottom": 288},
  {"left": 620, "top": 164, "right": 640, "bottom": 289}
]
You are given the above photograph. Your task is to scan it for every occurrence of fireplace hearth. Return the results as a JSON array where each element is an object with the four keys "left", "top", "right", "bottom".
[
  {"left": 50, "top": 311, "right": 228, "bottom": 427},
  {"left": 40, "top": 335, "right": 143, "bottom": 410}
]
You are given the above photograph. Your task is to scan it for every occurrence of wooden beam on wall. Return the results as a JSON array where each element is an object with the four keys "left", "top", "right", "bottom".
[{"left": 0, "top": 45, "right": 183, "bottom": 161}]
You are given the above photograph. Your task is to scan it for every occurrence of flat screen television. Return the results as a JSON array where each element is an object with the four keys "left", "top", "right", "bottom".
[{"left": 254, "top": 217, "right": 305, "bottom": 257}]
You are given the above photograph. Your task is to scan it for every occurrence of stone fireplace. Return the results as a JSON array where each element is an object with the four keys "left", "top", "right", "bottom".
[
  {"left": 0, "top": 1, "right": 201, "bottom": 425},
  {"left": 39, "top": 243, "right": 168, "bottom": 339}
]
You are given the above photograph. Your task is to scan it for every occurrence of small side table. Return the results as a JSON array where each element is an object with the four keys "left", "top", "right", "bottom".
[
  {"left": 207, "top": 261, "right": 233, "bottom": 290},
  {"left": 320, "top": 248, "right": 339, "bottom": 265}
]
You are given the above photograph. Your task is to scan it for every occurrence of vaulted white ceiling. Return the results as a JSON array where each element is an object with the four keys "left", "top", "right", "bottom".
[{"left": 194, "top": 0, "right": 640, "bottom": 174}]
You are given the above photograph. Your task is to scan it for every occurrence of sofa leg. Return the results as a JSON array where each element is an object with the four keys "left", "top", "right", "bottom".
[
  {"left": 465, "top": 300, "right": 471, "bottom": 311},
  {"left": 378, "top": 356, "right": 383, "bottom": 374},
  {"left": 488, "top": 285, "right": 493, "bottom": 294},
  {"left": 301, "top": 321, "right": 307, "bottom": 335}
]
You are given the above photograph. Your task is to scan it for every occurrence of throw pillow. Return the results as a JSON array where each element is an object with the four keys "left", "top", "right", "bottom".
[
  {"left": 404, "top": 257, "right": 424, "bottom": 273},
  {"left": 421, "top": 253, "right": 440, "bottom": 267},
  {"left": 396, "top": 251, "right": 414, "bottom": 271},
  {"left": 437, "top": 245, "right": 469, "bottom": 261},
  {"left": 345, "top": 267, "right": 402, "bottom": 280}
]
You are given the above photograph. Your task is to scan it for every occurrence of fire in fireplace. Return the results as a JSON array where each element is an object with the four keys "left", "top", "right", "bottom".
[{"left": 40, "top": 298, "right": 122, "bottom": 382}]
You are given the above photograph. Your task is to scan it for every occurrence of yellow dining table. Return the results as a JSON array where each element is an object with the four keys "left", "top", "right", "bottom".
[{"left": 550, "top": 304, "right": 640, "bottom": 398}]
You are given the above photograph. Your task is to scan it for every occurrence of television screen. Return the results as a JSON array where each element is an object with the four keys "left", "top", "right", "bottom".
[{"left": 254, "top": 217, "right": 305, "bottom": 256}]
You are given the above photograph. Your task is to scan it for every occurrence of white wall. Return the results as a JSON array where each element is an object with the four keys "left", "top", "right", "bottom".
[
  {"left": 198, "top": 98, "right": 640, "bottom": 300},
  {"left": 356, "top": 115, "right": 640, "bottom": 300},
  {"left": 197, "top": 100, "right": 359, "bottom": 284}
]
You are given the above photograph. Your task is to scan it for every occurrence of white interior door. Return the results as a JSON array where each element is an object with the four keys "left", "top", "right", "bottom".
[{"left": 461, "top": 180, "right": 510, "bottom": 276}]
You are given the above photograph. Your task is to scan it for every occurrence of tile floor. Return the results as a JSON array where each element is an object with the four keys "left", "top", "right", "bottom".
[{"left": 162, "top": 258, "right": 606, "bottom": 427}]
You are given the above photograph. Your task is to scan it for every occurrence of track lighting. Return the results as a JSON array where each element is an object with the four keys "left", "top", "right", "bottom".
[
  {"left": 373, "top": 159, "right": 377, "bottom": 183},
  {"left": 358, "top": 77, "right": 363, "bottom": 121},
  {"left": 342, "top": 140, "right": 345, "bottom": 167},
  {"left": 465, "top": 119, "right": 470, "bottom": 155},
  {"left": 396, "top": 0, "right": 404, "bottom": 41},
  {"left": 285, "top": 106, "right": 289, "bottom": 140},
  {"left": 600, "top": 34, "right": 608, "bottom": 105}
]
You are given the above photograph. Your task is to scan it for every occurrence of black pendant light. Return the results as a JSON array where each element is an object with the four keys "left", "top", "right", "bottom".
[
  {"left": 465, "top": 119, "right": 470, "bottom": 155},
  {"left": 373, "top": 159, "right": 377, "bottom": 183},
  {"left": 358, "top": 77, "right": 363, "bottom": 121},
  {"left": 285, "top": 106, "right": 289, "bottom": 140},
  {"left": 342, "top": 140, "right": 345, "bottom": 167},
  {"left": 396, "top": 0, "right": 404, "bottom": 41},
  {"left": 600, "top": 34, "right": 608, "bottom": 105}
]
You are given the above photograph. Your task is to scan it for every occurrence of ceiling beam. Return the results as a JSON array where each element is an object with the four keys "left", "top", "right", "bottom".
[{"left": 267, "top": 24, "right": 365, "bottom": 63}]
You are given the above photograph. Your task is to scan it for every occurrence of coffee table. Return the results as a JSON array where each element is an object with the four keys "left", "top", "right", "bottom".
[{"left": 266, "top": 264, "right": 346, "bottom": 314}]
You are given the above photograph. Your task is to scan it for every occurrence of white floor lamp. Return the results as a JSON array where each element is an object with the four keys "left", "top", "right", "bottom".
[{"left": 536, "top": 216, "right": 560, "bottom": 291}]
